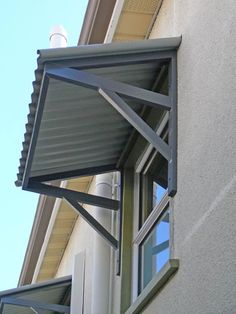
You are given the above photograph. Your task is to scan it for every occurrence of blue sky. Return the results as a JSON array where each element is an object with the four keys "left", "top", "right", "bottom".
[{"left": 0, "top": 0, "right": 88, "bottom": 291}]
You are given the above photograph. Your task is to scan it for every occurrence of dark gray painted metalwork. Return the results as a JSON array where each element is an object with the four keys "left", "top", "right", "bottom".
[
  {"left": 27, "top": 181, "right": 119, "bottom": 250},
  {"left": 65, "top": 197, "right": 118, "bottom": 249},
  {"left": 27, "top": 164, "right": 117, "bottom": 184},
  {"left": 27, "top": 181, "right": 120, "bottom": 251},
  {"left": 28, "top": 182, "right": 119, "bottom": 210},
  {"left": 43, "top": 50, "right": 175, "bottom": 71},
  {"left": 46, "top": 67, "right": 171, "bottom": 110},
  {"left": 1, "top": 297, "right": 70, "bottom": 313},
  {"left": 168, "top": 55, "right": 177, "bottom": 196},
  {"left": 16, "top": 37, "right": 179, "bottom": 263},
  {"left": 99, "top": 89, "right": 171, "bottom": 161},
  {"left": 0, "top": 276, "right": 71, "bottom": 314},
  {"left": 116, "top": 170, "right": 124, "bottom": 276},
  {"left": 17, "top": 38, "right": 181, "bottom": 187},
  {"left": 38, "top": 37, "right": 181, "bottom": 61}
]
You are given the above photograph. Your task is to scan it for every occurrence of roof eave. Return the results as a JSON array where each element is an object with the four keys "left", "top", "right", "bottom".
[
  {"left": 18, "top": 190, "right": 58, "bottom": 286},
  {"left": 78, "top": 0, "right": 117, "bottom": 45}
]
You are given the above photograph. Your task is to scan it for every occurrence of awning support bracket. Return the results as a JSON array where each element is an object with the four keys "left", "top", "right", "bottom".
[
  {"left": 27, "top": 181, "right": 119, "bottom": 250},
  {"left": 98, "top": 88, "right": 171, "bottom": 161},
  {"left": 27, "top": 181, "right": 119, "bottom": 210},
  {"left": 65, "top": 196, "right": 118, "bottom": 249}
]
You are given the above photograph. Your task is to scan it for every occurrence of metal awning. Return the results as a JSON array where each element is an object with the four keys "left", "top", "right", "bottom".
[
  {"left": 0, "top": 276, "right": 71, "bottom": 314},
  {"left": 16, "top": 37, "right": 180, "bottom": 257},
  {"left": 16, "top": 37, "right": 180, "bottom": 188}
]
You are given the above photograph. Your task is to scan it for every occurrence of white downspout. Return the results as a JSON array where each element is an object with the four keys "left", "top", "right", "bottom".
[
  {"left": 91, "top": 5, "right": 124, "bottom": 309},
  {"left": 91, "top": 173, "right": 113, "bottom": 314}
]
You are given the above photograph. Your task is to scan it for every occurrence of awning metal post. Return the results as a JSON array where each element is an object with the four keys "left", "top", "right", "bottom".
[
  {"left": 168, "top": 55, "right": 177, "bottom": 196},
  {"left": 116, "top": 170, "right": 124, "bottom": 276}
]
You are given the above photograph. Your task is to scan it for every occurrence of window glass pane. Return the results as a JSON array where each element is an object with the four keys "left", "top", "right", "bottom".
[
  {"left": 153, "top": 181, "right": 167, "bottom": 208},
  {"left": 140, "top": 209, "right": 170, "bottom": 291},
  {"left": 140, "top": 154, "right": 168, "bottom": 224}
]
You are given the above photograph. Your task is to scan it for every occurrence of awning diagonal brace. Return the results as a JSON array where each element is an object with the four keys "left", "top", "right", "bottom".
[
  {"left": 65, "top": 197, "right": 118, "bottom": 250},
  {"left": 27, "top": 181, "right": 119, "bottom": 210},
  {"left": 1, "top": 297, "right": 70, "bottom": 313},
  {"left": 26, "top": 181, "right": 119, "bottom": 250},
  {"left": 99, "top": 88, "right": 171, "bottom": 161},
  {"left": 45, "top": 67, "right": 171, "bottom": 110}
]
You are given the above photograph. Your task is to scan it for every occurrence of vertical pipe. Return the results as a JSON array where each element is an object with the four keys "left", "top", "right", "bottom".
[
  {"left": 49, "top": 25, "right": 67, "bottom": 48},
  {"left": 91, "top": 173, "right": 113, "bottom": 314}
]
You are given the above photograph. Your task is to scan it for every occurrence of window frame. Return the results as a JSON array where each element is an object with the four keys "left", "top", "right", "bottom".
[
  {"left": 131, "top": 112, "right": 174, "bottom": 301},
  {"left": 138, "top": 197, "right": 170, "bottom": 292}
]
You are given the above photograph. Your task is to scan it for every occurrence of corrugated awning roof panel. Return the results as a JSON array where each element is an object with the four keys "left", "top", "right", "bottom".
[
  {"left": 0, "top": 276, "right": 71, "bottom": 314},
  {"left": 16, "top": 37, "right": 181, "bottom": 187}
]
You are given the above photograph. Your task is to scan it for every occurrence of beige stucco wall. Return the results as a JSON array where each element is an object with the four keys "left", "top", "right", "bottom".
[{"left": 141, "top": 0, "right": 236, "bottom": 313}]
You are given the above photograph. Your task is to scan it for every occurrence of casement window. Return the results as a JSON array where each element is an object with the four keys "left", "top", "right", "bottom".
[
  {"left": 139, "top": 203, "right": 170, "bottom": 291},
  {"left": 133, "top": 115, "right": 171, "bottom": 295}
]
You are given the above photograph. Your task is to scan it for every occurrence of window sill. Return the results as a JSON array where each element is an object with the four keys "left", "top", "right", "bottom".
[{"left": 125, "top": 259, "right": 179, "bottom": 314}]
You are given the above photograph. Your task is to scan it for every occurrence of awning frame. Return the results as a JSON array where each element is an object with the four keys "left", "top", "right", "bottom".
[
  {"left": 21, "top": 48, "right": 177, "bottom": 189},
  {"left": 0, "top": 297, "right": 70, "bottom": 314},
  {"left": 0, "top": 276, "right": 71, "bottom": 314},
  {"left": 19, "top": 40, "right": 178, "bottom": 274}
]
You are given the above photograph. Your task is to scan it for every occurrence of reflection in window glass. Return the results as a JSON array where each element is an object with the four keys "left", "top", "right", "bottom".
[
  {"left": 140, "top": 150, "right": 168, "bottom": 225},
  {"left": 140, "top": 209, "right": 170, "bottom": 290},
  {"left": 153, "top": 181, "right": 167, "bottom": 208}
]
